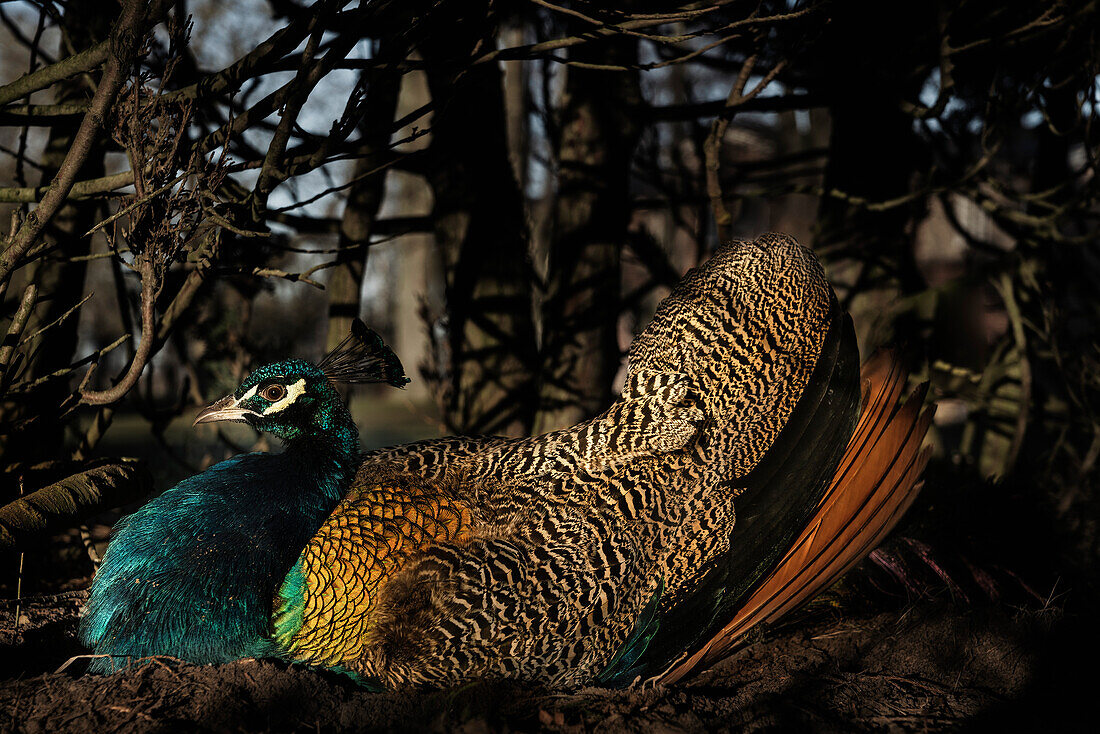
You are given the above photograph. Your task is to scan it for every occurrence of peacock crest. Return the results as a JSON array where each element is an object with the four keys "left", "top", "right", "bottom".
[{"left": 318, "top": 319, "right": 409, "bottom": 388}]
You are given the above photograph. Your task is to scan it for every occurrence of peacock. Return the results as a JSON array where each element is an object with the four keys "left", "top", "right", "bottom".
[
  {"left": 81, "top": 233, "right": 933, "bottom": 687},
  {"left": 80, "top": 328, "right": 410, "bottom": 671}
]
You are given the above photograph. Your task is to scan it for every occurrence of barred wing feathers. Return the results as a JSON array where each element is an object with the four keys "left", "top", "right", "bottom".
[{"left": 655, "top": 350, "right": 935, "bottom": 684}]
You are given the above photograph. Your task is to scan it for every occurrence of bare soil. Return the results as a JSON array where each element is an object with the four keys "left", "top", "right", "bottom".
[{"left": 1, "top": 585, "right": 1090, "bottom": 733}]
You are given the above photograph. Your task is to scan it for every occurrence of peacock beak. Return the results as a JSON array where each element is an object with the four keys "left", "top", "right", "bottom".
[{"left": 193, "top": 395, "right": 261, "bottom": 427}]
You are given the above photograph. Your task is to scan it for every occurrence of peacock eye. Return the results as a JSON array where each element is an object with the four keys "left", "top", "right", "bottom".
[{"left": 261, "top": 384, "right": 287, "bottom": 402}]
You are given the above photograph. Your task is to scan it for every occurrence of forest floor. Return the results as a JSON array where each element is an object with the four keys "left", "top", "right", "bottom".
[{"left": 0, "top": 584, "right": 1092, "bottom": 733}]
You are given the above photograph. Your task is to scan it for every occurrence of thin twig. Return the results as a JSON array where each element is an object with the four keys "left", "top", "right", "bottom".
[
  {"left": 705, "top": 53, "right": 790, "bottom": 244},
  {"left": 18, "top": 293, "right": 93, "bottom": 347}
]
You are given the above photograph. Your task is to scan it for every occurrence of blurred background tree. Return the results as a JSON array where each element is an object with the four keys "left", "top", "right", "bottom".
[{"left": 0, "top": 0, "right": 1097, "bottom": 612}]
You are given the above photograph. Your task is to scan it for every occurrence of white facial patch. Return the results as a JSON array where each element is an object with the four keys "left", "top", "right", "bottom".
[
  {"left": 262, "top": 378, "right": 307, "bottom": 415},
  {"left": 238, "top": 384, "right": 259, "bottom": 402}
]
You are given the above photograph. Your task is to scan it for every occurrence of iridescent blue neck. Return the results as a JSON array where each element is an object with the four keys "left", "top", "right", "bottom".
[{"left": 282, "top": 399, "right": 359, "bottom": 502}]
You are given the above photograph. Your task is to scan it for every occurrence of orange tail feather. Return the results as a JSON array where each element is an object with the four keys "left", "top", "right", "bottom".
[{"left": 656, "top": 350, "right": 936, "bottom": 684}]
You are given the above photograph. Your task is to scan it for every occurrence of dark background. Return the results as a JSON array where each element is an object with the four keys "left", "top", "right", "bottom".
[{"left": 1, "top": 1, "right": 1098, "bottom": 730}]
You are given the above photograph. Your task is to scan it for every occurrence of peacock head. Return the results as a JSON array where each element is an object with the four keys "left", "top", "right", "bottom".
[{"left": 193, "top": 320, "right": 408, "bottom": 442}]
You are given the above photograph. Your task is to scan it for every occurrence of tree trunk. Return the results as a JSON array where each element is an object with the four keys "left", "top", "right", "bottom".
[
  {"left": 810, "top": 3, "right": 933, "bottom": 274},
  {"left": 811, "top": 1, "right": 934, "bottom": 352},
  {"left": 421, "top": 4, "right": 539, "bottom": 436},
  {"left": 500, "top": 21, "right": 529, "bottom": 195},
  {"left": 534, "top": 36, "right": 643, "bottom": 432},
  {"left": 815, "top": 98, "right": 926, "bottom": 299},
  {"left": 324, "top": 40, "right": 406, "bottom": 353}
]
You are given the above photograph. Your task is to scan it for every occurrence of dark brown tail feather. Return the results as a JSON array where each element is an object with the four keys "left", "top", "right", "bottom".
[{"left": 655, "top": 350, "right": 935, "bottom": 685}]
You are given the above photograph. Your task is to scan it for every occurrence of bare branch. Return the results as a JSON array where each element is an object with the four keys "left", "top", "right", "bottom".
[
  {"left": 0, "top": 0, "right": 171, "bottom": 286},
  {"left": 0, "top": 40, "right": 109, "bottom": 107},
  {"left": 0, "top": 280, "right": 38, "bottom": 390},
  {"left": 80, "top": 257, "right": 158, "bottom": 405}
]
